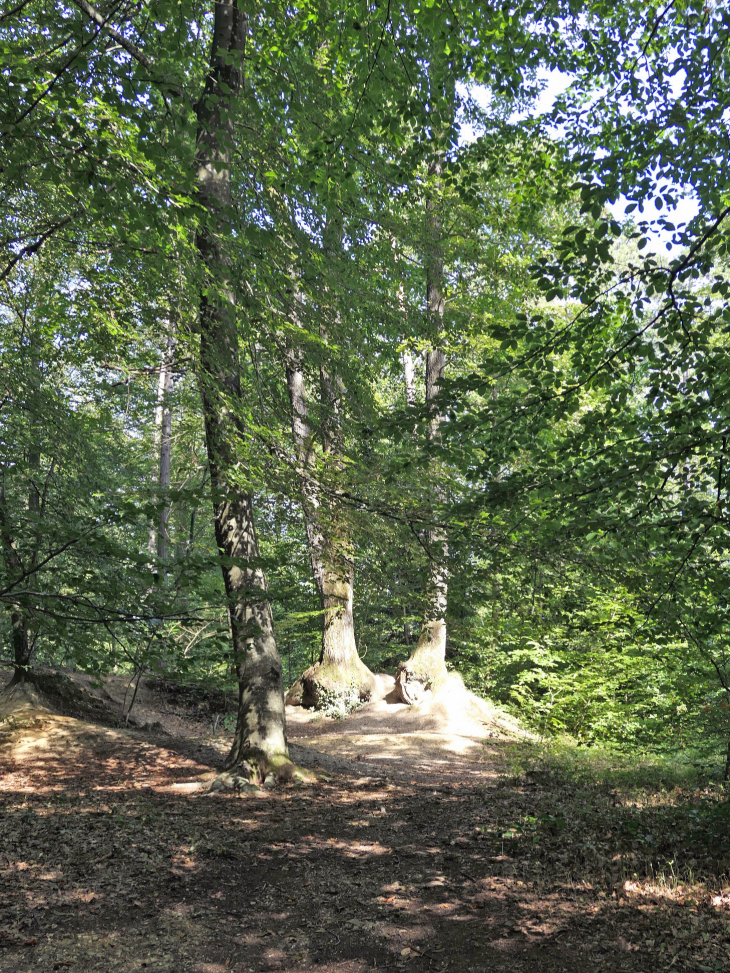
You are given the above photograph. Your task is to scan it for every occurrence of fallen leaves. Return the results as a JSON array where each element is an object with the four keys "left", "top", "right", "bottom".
[{"left": 1, "top": 686, "right": 729, "bottom": 973}]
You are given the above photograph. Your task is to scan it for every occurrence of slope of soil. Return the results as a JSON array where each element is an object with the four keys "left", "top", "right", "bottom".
[
  {"left": 286, "top": 673, "right": 526, "bottom": 782},
  {"left": 1, "top": 669, "right": 728, "bottom": 973}
]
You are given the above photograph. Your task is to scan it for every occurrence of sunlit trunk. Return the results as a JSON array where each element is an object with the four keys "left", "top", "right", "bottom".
[
  {"left": 148, "top": 334, "right": 174, "bottom": 562},
  {"left": 402, "top": 347, "right": 416, "bottom": 407},
  {"left": 285, "top": 266, "right": 373, "bottom": 708}
]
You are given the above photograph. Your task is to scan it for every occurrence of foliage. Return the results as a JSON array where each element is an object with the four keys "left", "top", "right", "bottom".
[{"left": 2, "top": 0, "right": 730, "bottom": 769}]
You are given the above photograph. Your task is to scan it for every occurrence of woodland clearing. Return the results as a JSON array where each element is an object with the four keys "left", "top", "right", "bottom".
[{"left": 1, "top": 671, "right": 729, "bottom": 973}]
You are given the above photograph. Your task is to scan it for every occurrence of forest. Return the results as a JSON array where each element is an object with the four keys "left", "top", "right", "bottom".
[{"left": 1, "top": 2, "right": 730, "bottom": 971}]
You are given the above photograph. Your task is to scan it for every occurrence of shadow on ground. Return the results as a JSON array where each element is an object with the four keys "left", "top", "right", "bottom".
[{"left": 0, "top": 677, "right": 729, "bottom": 973}]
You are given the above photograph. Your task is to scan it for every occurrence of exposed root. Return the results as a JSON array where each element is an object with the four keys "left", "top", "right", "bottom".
[
  {"left": 394, "top": 661, "right": 448, "bottom": 706},
  {"left": 0, "top": 676, "right": 51, "bottom": 725},
  {"left": 209, "top": 748, "right": 317, "bottom": 793},
  {"left": 285, "top": 677, "right": 305, "bottom": 707}
]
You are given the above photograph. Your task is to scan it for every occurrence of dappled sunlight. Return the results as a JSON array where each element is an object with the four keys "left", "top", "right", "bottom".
[
  {"left": 294, "top": 835, "right": 393, "bottom": 858},
  {"left": 0, "top": 708, "right": 216, "bottom": 798},
  {"left": 711, "top": 891, "right": 730, "bottom": 910},
  {"left": 623, "top": 878, "right": 730, "bottom": 912},
  {"left": 1, "top": 685, "right": 728, "bottom": 973},
  {"left": 300, "top": 730, "right": 486, "bottom": 762},
  {"left": 284, "top": 674, "right": 520, "bottom": 785}
]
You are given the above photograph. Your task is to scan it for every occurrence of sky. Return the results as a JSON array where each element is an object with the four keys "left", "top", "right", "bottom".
[{"left": 462, "top": 70, "right": 699, "bottom": 258}]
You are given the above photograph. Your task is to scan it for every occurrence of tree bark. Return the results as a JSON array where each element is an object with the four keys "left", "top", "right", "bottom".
[
  {"left": 396, "top": 150, "right": 449, "bottom": 705},
  {"left": 402, "top": 348, "right": 416, "bottom": 408},
  {"left": 1, "top": 334, "right": 43, "bottom": 680},
  {"left": 393, "top": 240, "right": 416, "bottom": 408},
  {"left": 195, "top": 0, "right": 286, "bottom": 766},
  {"left": 1, "top": 481, "right": 33, "bottom": 679},
  {"left": 148, "top": 332, "right": 174, "bottom": 562},
  {"left": 284, "top": 274, "right": 374, "bottom": 709}
]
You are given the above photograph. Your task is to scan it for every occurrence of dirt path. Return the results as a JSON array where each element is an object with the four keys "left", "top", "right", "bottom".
[{"left": 0, "top": 671, "right": 728, "bottom": 973}]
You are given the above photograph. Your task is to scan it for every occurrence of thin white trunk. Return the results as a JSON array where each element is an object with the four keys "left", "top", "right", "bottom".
[
  {"left": 402, "top": 346, "right": 416, "bottom": 407},
  {"left": 148, "top": 334, "right": 174, "bottom": 561}
]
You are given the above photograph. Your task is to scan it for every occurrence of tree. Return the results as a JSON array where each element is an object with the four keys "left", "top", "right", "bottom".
[
  {"left": 394, "top": 47, "right": 453, "bottom": 704},
  {"left": 192, "top": 0, "right": 288, "bottom": 771},
  {"left": 284, "top": 254, "right": 377, "bottom": 708}
]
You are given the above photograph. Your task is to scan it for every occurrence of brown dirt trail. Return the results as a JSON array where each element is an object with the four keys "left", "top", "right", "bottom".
[{"left": 0, "top": 670, "right": 728, "bottom": 973}]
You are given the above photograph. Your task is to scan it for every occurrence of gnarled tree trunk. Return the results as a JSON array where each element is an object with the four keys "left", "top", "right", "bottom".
[{"left": 194, "top": 0, "right": 286, "bottom": 772}]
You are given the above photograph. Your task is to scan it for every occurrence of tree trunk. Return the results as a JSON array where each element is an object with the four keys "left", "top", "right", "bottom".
[
  {"left": 0, "top": 354, "right": 41, "bottom": 680},
  {"left": 394, "top": 243, "right": 416, "bottom": 409},
  {"left": 10, "top": 610, "right": 31, "bottom": 677},
  {"left": 402, "top": 348, "right": 416, "bottom": 407},
  {"left": 284, "top": 276, "right": 374, "bottom": 709},
  {"left": 396, "top": 150, "right": 449, "bottom": 705},
  {"left": 148, "top": 333, "right": 174, "bottom": 562},
  {"left": 194, "top": 0, "right": 286, "bottom": 769},
  {"left": 1, "top": 486, "right": 34, "bottom": 679}
]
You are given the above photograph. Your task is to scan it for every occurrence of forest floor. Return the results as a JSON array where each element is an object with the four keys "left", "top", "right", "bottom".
[{"left": 0, "top": 668, "right": 729, "bottom": 973}]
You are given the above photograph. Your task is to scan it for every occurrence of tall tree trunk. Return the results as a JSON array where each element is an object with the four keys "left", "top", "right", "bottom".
[
  {"left": 148, "top": 333, "right": 174, "bottom": 563},
  {"left": 1, "top": 336, "right": 43, "bottom": 680},
  {"left": 195, "top": 0, "right": 286, "bottom": 768},
  {"left": 396, "top": 150, "right": 449, "bottom": 705},
  {"left": 1, "top": 478, "right": 34, "bottom": 679},
  {"left": 393, "top": 239, "right": 416, "bottom": 408},
  {"left": 284, "top": 274, "right": 374, "bottom": 709}
]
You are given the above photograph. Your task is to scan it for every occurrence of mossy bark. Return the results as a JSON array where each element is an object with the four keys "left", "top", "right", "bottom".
[
  {"left": 297, "top": 553, "right": 376, "bottom": 708},
  {"left": 211, "top": 749, "right": 316, "bottom": 794},
  {"left": 286, "top": 532, "right": 375, "bottom": 709}
]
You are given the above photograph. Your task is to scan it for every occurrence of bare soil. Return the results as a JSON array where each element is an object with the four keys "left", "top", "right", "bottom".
[{"left": 1, "top": 668, "right": 728, "bottom": 973}]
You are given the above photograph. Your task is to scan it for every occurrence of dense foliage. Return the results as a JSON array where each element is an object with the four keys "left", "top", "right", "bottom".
[{"left": 1, "top": 1, "right": 729, "bottom": 769}]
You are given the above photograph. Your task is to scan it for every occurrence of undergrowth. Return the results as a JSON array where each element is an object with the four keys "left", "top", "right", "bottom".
[
  {"left": 316, "top": 682, "right": 363, "bottom": 720},
  {"left": 487, "top": 737, "right": 730, "bottom": 900}
]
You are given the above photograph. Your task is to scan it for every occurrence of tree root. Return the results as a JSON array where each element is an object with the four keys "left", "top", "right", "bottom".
[
  {"left": 209, "top": 748, "right": 317, "bottom": 793},
  {"left": 287, "top": 658, "right": 376, "bottom": 711},
  {"left": 394, "top": 662, "right": 448, "bottom": 706}
]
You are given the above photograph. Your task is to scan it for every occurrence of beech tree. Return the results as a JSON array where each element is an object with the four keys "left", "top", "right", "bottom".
[
  {"left": 395, "top": 48, "right": 454, "bottom": 704},
  {"left": 192, "top": 0, "right": 288, "bottom": 771}
]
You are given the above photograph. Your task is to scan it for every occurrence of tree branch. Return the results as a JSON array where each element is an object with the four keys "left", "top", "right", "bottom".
[
  {"left": 0, "top": 210, "right": 82, "bottom": 284},
  {"left": 70, "top": 0, "right": 151, "bottom": 69}
]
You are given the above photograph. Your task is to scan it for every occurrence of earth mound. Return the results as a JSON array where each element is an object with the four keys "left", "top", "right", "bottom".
[{"left": 286, "top": 671, "right": 528, "bottom": 781}]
